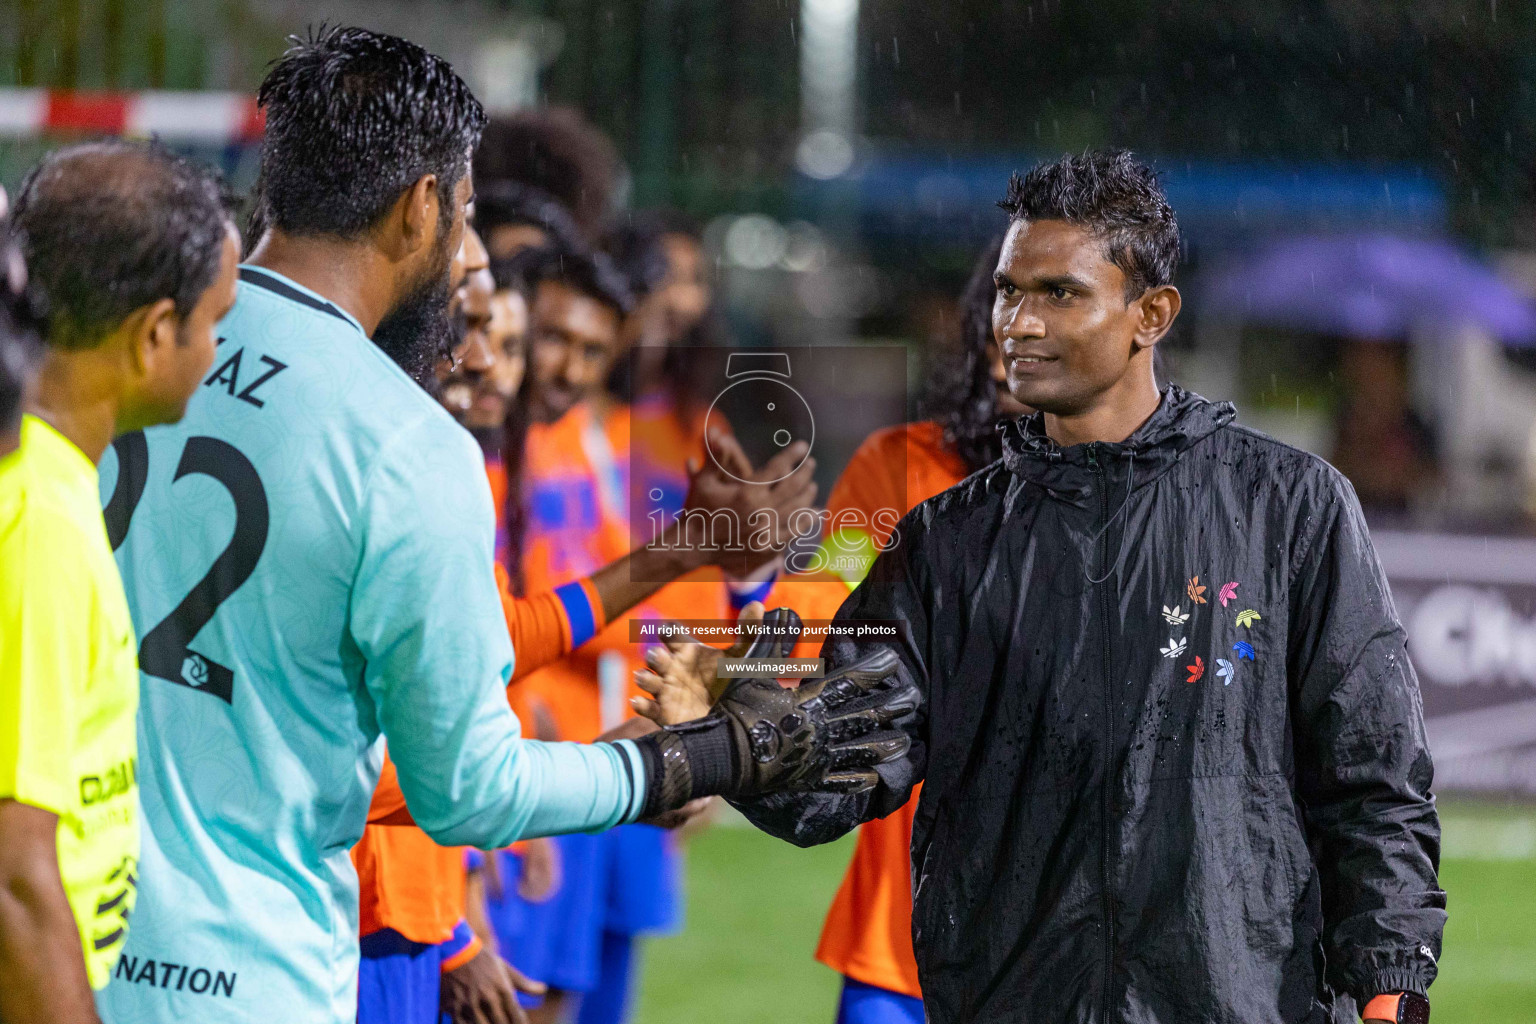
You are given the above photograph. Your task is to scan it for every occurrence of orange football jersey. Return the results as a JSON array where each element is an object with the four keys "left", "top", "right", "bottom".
[{"left": 512, "top": 400, "right": 727, "bottom": 744}]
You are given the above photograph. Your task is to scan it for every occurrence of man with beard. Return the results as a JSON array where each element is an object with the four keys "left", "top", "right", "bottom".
[
  {"left": 99, "top": 28, "right": 909, "bottom": 1024},
  {"left": 355, "top": 225, "right": 809, "bottom": 1024},
  {"left": 640, "top": 152, "right": 1442, "bottom": 1024},
  {"left": 437, "top": 247, "right": 522, "bottom": 444}
]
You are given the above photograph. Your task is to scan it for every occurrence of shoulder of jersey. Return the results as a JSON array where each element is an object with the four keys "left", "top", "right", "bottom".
[
  {"left": 852, "top": 421, "right": 923, "bottom": 462},
  {"left": 231, "top": 272, "right": 459, "bottom": 436},
  {"left": 849, "top": 421, "right": 956, "bottom": 469}
]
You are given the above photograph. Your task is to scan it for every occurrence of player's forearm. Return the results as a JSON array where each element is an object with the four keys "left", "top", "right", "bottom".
[
  {"left": 589, "top": 523, "right": 711, "bottom": 625},
  {"left": 0, "top": 803, "right": 100, "bottom": 1024},
  {"left": 414, "top": 737, "right": 649, "bottom": 847}
]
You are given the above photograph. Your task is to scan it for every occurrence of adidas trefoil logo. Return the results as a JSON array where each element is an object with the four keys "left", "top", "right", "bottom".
[
  {"left": 1160, "top": 637, "right": 1188, "bottom": 659},
  {"left": 1161, "top": 604, "right": 1189, "bottom": 627}
]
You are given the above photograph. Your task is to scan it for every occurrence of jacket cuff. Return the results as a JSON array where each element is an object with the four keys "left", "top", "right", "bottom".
[{"left": 1355, "top": 968, "right": 1430, "bottom": 1004}]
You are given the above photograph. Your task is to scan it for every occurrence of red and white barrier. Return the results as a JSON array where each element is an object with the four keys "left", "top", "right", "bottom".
[{"left": 0, "top": 89, "right": 263, "bottom": 143}]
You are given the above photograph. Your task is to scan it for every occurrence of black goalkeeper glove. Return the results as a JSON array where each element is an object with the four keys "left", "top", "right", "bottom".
[{"left": 630, "top": 608, "right": 915, "bottom": 818}]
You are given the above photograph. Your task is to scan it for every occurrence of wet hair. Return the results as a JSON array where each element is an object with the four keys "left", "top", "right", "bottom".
[
  {"left": 998, "top": 149, "right": 1180, "bottom": 301},
  {"left": 473, "top": 108, "right": 621, "bottom": 240},
  {"left": 256, "top": 25, "right": 486, "bottom": 239},
  {"left": 0, "top": 222, "right": 44, "bottom": 431},
  {"left": 503, "top": 243, "right": 633, "bottom": 317},
  {"left": 920, "top": 236, "right": 1006, "bottom": 473},
  {"left": 13, "top": 140, "right": 234, "bottom": 351},
  {"left": 475, "top": 180, "right": 585, "bottom": 256}
]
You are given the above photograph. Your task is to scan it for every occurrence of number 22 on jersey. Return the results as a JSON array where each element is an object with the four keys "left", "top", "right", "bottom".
[{"left": 103, "top": 431, "right": 268, "bottom": 704}]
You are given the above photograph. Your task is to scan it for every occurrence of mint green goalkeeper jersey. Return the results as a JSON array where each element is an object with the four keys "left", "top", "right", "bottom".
[{"left": 96, "top": 267, "right": 647, "bottom": 1024}]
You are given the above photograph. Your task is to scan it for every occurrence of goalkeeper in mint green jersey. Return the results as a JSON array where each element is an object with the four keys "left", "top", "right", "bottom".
[{"left": 96, "top": 26, "right": 912, "bottom": 1024}]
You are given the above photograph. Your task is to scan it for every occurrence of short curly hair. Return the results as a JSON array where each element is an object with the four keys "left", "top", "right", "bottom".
[
  {"left": 999, "top": 150, "right": 1180, "bottom": 301},
  {"left": 503, "top": 243, "right": 633, "bottom": 316}
]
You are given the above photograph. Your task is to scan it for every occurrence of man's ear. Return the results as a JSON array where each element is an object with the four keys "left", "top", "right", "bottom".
[
  {"left": 395, "top": 173, "right": 440, "bottom": 258},
  {"left": 125, "top": 298, "right": 180, "bottom": 377},
  {"left": 1131, "top": 285, "right": 1181, "bottom": 352}
]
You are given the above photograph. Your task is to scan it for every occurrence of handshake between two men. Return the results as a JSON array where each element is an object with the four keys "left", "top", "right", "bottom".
[
  {"left": 593, "top": 427, "right": 914, "bottom": 816},
  {"left": 619, "top": 606, "right": 915, "bottom": 818}
]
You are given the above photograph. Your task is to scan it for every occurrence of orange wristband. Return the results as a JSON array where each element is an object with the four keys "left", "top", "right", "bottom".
[{"left": 1362, "top": 993, "right": 1402, "bottom": 1021}]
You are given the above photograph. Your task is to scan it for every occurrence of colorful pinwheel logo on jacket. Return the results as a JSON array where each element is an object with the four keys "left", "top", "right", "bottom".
[
  {"left": 1232, "top": 640, "right": 1256, "bottom": 661},
  {"left": 1186, "top": 656, "right": 1205, "bottom": 684},
  {"left": 1186, "top": 576, "right": 1207, "bottom": 604},
  {"left": 1160, "top": 636, "right": 1187, "bottom": 659},
  {"left": 1217, "top": 581, "right": 1239, "bottom": 606},
  {"left": 1235, "top": 609, "right": 1262, "bottom": 628},
  {"left": 1216, "top": 658, "right": 1235, "bottom": 685},
  {"left": 1162, "top": 604, "right": 1189, "bottom": 626}
]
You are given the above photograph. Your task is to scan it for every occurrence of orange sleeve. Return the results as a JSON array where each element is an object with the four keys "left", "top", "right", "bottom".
[
  {"left": 827, "top": 423, "right": 969, "bottom": 542},
  {"left": 497, "top": 562, "right": 608, "bottom": 682}
]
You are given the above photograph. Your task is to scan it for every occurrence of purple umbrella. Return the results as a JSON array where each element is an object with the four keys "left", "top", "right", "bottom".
[{"left": 1201, "top": 234, "right": 1536, "bottom": 344}]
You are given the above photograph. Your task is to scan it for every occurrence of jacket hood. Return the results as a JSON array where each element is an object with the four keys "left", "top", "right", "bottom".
[{"left": 1000, "top": 384, "right": 1236, "bottom": 502}]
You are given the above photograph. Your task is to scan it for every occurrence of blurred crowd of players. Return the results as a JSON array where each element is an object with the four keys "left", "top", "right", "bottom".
[{"left": 0, "top": 24, "right": 1011, "bottom": 1024}]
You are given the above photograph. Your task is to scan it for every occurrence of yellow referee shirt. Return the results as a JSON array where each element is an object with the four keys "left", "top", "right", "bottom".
[{"left": 0, "top": 415, "right": 139, "bottom": 988}]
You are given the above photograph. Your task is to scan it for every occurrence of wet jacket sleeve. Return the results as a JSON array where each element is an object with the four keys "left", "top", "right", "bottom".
[
  {"left": 731, "top": 517, "right": 931, "bottom": 847},
  {"left": 1286, "top": 468, "right": 1446, "bottom": 1004}
]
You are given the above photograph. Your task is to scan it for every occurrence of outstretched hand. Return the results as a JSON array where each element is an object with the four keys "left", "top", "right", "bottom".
[
  {"left": 633, "top": 607, "right": 916, "bottom": 814},
  {"left": 632, "top": 602, "right": 765, "bottom": 725},
  {"left": 712, "top": 608, "right": 913, "bottom": 795}
]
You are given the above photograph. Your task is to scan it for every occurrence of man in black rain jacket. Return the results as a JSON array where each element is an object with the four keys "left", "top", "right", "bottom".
[{"left": 714, "top": 152, "right": 1445, "bottom": 1024}]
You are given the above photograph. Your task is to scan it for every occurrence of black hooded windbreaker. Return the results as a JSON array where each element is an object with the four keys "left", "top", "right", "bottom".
[{"left": 738, "top": 386, "right": 1445, "bottom": 1024}]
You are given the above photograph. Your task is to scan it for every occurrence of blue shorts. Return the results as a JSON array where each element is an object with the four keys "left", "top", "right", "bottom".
[
  {"left": 835, "top": 978, "right": 925, "bottom": 1024},
  {"left": 356, "top": 928, "right": 443, "bottom": 1024},
  {"left": 485, "top": 824, "right": 680, "bottom": 996}
]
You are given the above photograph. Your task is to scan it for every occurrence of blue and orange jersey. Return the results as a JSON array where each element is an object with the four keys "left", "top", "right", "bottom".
[
  {"left": 810, "top": 420, "right": 970, "bottom": 999},
  {"left": 514, "top": 400, "right": 727, "bottom": 745}
]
